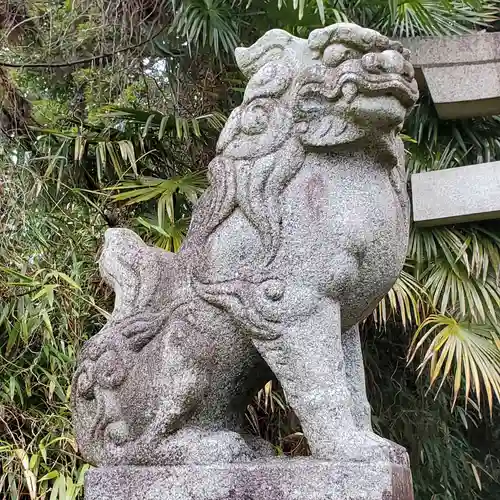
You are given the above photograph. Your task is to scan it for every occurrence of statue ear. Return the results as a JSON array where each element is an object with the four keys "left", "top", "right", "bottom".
[{"left": 235, "top": 29, "right": 295, "bottom": 78}]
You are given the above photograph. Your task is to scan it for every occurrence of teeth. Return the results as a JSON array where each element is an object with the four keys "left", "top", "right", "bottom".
[{"left": 341, "top": 82, "right": 358, "bottom": 104}]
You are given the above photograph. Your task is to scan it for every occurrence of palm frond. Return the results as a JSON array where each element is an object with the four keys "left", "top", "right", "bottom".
[
  {"left": 408, "top": 226, "right": 500, "bottom": 281},
  {"left": 421, "top": 262, "right": 500, "bottom": 323},
  {"left": 108, "top": 173, "right": 206, "bottom": 249},
  {"left": 135, "top": 215, "right": 190, "bottom": 252},
  {"left": 373, "top": 269, "right": 426, "bottom": 328},
  {"left": 110, "top": 172, "right": 206, "bottom": 205},
  {"left": 100, "top": 106, "right": 226, "bottom": 140},
  {"left": 31, "top": 106, "right": 222, "bottom": 189},
  {"left": 274, "top": 0, "right": 329, "bottom": 23},
  {"left": 406, "top": 98, "right": 500, "bottom": 173},
  {"left": 173, "top": 0, "right": 240, "bottom": 55},
  {"left": 408, "top": 225, "right": 500, "bottom": 324},
  {"left": 407, "top": 140, "right": 465, "bottom": 174},
  {"left": 408, "top": 314, "right": 500, "bottom": 413},
  {"left": 375, "top": 0, "right": 500, "bottom": 37}
]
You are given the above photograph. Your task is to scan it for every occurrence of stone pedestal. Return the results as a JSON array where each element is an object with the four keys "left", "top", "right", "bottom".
[{"left": 85, "top": 458, "right": 414, "bottom": 500}]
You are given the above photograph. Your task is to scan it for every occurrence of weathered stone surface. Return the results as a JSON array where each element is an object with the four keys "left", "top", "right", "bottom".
[
  {"left": 402, "top": 33, "right": 500, "bottom": 119},
  {"left": 412, "top": 161, "right": 500, "bottom": 226},
  {"left": 72, "top": 22, "right": 418, "bottom": 500},
  {"left": 85, "top": 458, "right": 414, "bottom": 500}
]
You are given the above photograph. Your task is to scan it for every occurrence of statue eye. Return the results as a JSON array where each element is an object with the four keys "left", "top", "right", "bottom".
[
  {"left": 323, "top": 43, "right": 361, "bottom": 67},
  {"left": 241, "top": 103, "right": 269, "bottom": 135},
  {"left": 297, "top": 96, "right": 324, "bottom": 113}
]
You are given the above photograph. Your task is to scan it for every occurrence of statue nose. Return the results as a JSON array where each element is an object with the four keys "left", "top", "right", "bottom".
[{"left": 361, "top": 50, "right": 414, "bottom": 80}]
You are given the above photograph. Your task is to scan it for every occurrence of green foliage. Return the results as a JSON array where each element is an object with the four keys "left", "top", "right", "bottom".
[
  {"left": 109, "top": 171, "right": 207, "bottom": 250},
  {"left": 246, "top": 326, "right": 500, "bottom": 499},
  {"left": 373, "top": 269, "right": 425, "bottom": 328},
  {"left": 410, "top": 315, "right": 500, "bottom": 413},
  {"left": 400, "top": 225, "right": 500, "bottom": 410},
  {"left": 2, "top": 1, "right": 500, "bottom": 499},
  {"left": 0, "top": 163, "right": 108, "bottom": 498},
  {"left": 173, "top": 0, "right": 241, "bottom": 55},
  {"left": 365, "top": 326, "right": 500, "bottom": 500},
  {"left": 406, "top": 96, "right": 500, "bottom": 173}
]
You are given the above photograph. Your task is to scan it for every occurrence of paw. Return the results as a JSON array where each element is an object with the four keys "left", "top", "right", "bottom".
[
  {"left": 312, "top": 431, "right": 409, "bottom": 465},
  {"left": 156, "top": 428, "right": 261, "bottom": 465}
]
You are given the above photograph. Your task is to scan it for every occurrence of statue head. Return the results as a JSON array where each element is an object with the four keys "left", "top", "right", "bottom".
[{"left": 216, "top": 23, "right": 417, "bottom": 161}]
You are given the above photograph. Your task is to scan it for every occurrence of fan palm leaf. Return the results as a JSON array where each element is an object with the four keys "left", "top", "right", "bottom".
[
  {"left": 32, "top": 106, "right": 223, "bottom": 187},
  {"left": 377, "top": 0, "right": 499, "bottom": 37},
  {"left": 409, "top": 314, "right": 500, "bottom": 414},
  {"left": 107, "top": 172, "right": 206, "bottom": 250},
  {"left": 373, "top": 269, "right": 426, "bottom": 328},
  {"left": 408, "top": 226, "right": 500, "bottom": 281},
  {"left": 405, "top": 97, "right": 500, "bottom": 172},
  {"left": 406, "top": 223, "right": 500, "bottom": 409},
  {"left": 172, "top": 0, "right": 240, "bottom": 55}
]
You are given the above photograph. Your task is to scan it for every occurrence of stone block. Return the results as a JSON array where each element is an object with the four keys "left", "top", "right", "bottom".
[
  {"left": 84, "top": 459, "right": 414, "bottom": 500},
  {"left": 411, "top": 161, "right": 500, "bottom": 226},
  {"left": 402, "top": 33, "right": 500, "bottom": 119}
]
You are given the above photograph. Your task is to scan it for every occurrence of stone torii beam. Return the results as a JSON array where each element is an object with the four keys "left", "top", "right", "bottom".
[
  {"left": 411, "top": 161, "right": 500, "bottom": 227},
  {"left": 403, "top": 33, "right": 500, "bottom": 120}
]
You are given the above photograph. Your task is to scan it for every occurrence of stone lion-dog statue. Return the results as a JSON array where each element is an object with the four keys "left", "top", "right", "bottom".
[{"left": 72, "top": 22, "right": 418, "bottom": 468}]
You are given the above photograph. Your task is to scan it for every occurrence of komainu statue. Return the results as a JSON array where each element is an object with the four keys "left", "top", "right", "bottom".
[{"left": 73, "top": 22, "right": 418, "bottom": 500}]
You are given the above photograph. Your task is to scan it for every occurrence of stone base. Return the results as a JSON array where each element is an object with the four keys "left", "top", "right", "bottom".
[{"left": 85, "top": 458, "right": 414, "bottom": 500}]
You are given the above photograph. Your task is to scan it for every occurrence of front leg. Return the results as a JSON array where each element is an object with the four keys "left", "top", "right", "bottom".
[
  {"left": 252, "top": 296, "right": 387, "bottom": 461},
  {"left": 342, "top": 324, "right": 372, "bottom": 432},
  {"left": 194, "top": 278, "right": 392, "bottom": 461},
  {"left": 253, "top": 298, "right": 353, "bottom": 456},
  {"left": 342, "top": 323, "right": 409, "bottom": 465}
]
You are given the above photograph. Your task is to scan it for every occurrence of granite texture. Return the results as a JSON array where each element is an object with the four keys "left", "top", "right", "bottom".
[
  {"left": 84, "top": 458, "right": 413, "bottom": 500},
  {"left": 72, "top": 22, "right": 418, "bottom": 499},
  {"left": 412, "top": 161, "right": 500, "bottom": 226}
]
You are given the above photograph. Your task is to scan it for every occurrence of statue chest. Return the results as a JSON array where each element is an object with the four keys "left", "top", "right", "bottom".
[
  {"left": 278, "top": 153, "right": 409, "bottom": 321},
  {"left": 283, "top": 155, "right": 406, "bottom": 248}
]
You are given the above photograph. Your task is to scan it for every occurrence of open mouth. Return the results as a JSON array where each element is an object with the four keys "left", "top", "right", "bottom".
[{"left": 337, "top": 73, "right": 419, "bottom": 108}]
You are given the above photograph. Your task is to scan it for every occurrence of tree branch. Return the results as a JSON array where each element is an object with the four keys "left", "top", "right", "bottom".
[{"left": 0, "top": 26, "right": 166, "bottom": 69}]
